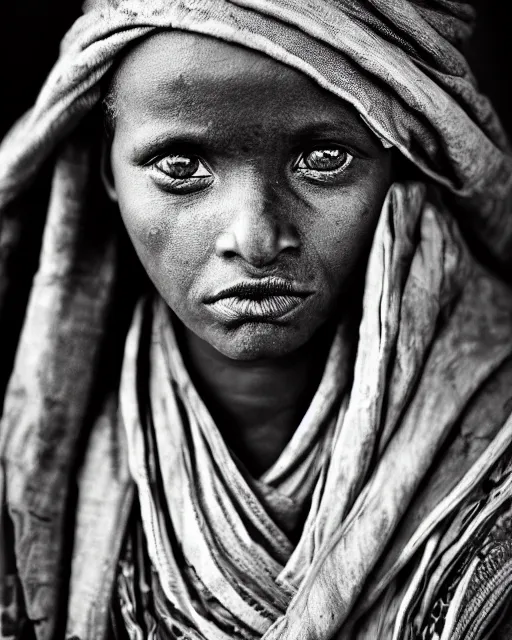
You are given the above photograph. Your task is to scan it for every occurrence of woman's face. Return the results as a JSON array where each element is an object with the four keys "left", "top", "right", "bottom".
[{"left": 109, "top": 31, "right": 392, "bottom": 360}]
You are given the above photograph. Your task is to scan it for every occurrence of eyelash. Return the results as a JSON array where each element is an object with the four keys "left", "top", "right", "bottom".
[
  {"left": 150, "top": 154, "right": 214, "bottom": 194},
  {"left": 149, "top": 145, "right": 354, "bottom": 194},
  {"left": 294, "top": 147, "right": 354, "bottom": 181}
]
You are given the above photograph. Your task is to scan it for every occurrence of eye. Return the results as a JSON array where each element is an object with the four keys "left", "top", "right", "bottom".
[
  {"left": 151, "top": 153, "right": 213, "bottom": 194},
  {"left": 295, "top": 146, "right": 353, "bottom": 182}
]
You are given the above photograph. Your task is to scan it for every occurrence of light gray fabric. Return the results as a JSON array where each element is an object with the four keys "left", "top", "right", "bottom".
[
  {"left": 1, "top": 3, "right": 512, "bottom": 640},
  {"left": 1, "top": 0, "right": 511, "bottom": 263},
  {"left": 120, "top": 297, "right": 350, "bottom": 638},
  {"left": 115, "top": 183, "right": 512, "bottom": 640}
]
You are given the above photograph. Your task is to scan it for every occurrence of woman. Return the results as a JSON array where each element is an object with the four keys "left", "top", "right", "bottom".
[{"left": 2, "top": 1, "right": 512, "bottom": 639}]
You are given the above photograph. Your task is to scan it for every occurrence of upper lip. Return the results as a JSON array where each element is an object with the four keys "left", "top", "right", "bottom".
[{"left": 205, "top": 277, "right": 312, "bottom": 303}]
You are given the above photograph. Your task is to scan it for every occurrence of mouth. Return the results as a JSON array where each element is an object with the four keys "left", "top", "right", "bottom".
[{"left": 204, "top": 277, "right": 312, "bottom": 322}]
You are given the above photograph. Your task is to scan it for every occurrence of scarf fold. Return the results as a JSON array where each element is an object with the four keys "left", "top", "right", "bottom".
[
  {"left": 118, "top": 182, "right": 512, "bottom": 640},
  {"left": 1, "top": 2, "right": 512, "bottom": 640},
  {"left": 120, "top": 296, "right": 350, "bottom": 638},
  {"left": 0, "top": 0, "right": 511, "bottom": 273}
]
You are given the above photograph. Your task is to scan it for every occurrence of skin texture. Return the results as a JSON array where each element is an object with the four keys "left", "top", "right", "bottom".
[{"left": 107, "top": 31, "right": 393, "bottom": 473}]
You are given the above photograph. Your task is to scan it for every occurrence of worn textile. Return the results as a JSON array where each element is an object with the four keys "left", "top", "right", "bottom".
[
  {"left": 118, "top": 297, "right": 350, "bottom": 638},
  {"left": 0, "top": 2, "right": 512, "bottom": 640},
  {"left": 110, "top": 182, "right": 512, "bottom": 640},
  {"left": 1, "top": 0, "right": 512, "bottom": 269}
]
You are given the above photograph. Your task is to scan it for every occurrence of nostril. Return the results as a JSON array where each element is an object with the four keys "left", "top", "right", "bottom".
[
  {"left": 215, "top": 231, "right": 240, "bottom": 259},
  {"left": 280, "top": 244, "right": 299, "bottom": 256}
]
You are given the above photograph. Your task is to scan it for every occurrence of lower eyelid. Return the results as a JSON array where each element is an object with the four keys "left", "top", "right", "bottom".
[
  {"left": 296, "top": 170, "right": 347, "bottom": 184},
  {"left": 149, "top": 172, "right": 214, "bottom": 193},
  {"left": 152, "top": 170, "right": 210, "bottom": 180}
]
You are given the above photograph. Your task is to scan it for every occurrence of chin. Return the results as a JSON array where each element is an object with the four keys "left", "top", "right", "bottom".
[{"left": 208, "top": 323, "right": 312, "bottom": 361}]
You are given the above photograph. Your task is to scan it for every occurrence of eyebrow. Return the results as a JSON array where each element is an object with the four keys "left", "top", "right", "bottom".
[
  {"left": 288, "top": 120, "right": 379, "bottom": 148},
  {"left": 125, "top": 114, "right": 380, "bottom": 164},
  {"left": 128, "top": 126, "right": 214, "bottom": 163}
]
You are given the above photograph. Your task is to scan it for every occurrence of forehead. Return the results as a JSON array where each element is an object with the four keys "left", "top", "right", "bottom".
[{"left": 112, "top": 30, "right": 372, "bottom": 143}]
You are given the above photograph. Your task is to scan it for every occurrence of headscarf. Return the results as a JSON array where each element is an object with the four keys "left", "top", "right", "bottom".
[
  {"left": 1, "top": 0, "right": 512, "bottom": 259},
  {"left": 114, "top": 185, "right": 512, "bottom": 640},
  {"left": 1, "top": 2, "right": 512, "bottom": 640}
]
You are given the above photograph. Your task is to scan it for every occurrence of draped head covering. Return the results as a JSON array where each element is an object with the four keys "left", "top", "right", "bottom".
[
  {"left": 1, "top": 0, "right": 512, "bottom": 257},
  {"left": 1, "top": 2, "right": 512, "bottom": 640}
]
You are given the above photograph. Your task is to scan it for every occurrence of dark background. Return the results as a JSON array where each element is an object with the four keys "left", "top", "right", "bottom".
[{"left": 1, "top": 2, "right": 511, "bottom": 137}]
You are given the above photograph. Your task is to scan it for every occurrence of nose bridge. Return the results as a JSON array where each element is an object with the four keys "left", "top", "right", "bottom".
[
  {"left": 235, "top": 171, "right": 276, "bottom": 232},
  {"left": 215, "top": 168, "right": 297, "bottom": 267}
]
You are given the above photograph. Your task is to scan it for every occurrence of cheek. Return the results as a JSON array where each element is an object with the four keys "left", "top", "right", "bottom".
[
  {"left": 113, "top": 169, "right": 211, "bottom": 298},
  {"left": 305, "top": 179, "right": 387, "bottom": 290}
]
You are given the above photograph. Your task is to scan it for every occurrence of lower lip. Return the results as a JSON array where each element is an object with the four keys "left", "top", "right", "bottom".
[{"left": 207, "top": 295, "right": 306, "bottom": 322}]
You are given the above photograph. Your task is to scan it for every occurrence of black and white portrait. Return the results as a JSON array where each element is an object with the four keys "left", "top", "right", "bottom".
[{"left": 1, "top": 2, "right": 512, "bottom": 639}]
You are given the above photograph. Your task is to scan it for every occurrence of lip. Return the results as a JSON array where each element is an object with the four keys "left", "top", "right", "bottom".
[{"left": 204, "top": 277, "right": 312, "bottom": 322}]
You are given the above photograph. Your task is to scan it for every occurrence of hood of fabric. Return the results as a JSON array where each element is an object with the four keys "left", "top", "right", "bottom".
[
  {"left": 112, "top": 182, "right": 512, "bottom": 640},
  {"left": 1, "top": 4, "right": 512, "bottom": 640},
  {"left": 0, "top": 0, "right": 511, "bottom": 265}
]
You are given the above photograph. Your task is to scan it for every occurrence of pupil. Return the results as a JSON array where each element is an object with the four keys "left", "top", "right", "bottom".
[
  {"left": 305, "top": 148, "right": 345, "bottom": 170},
  {"left": 165, "top": 155, "right": 199, "bottom": 178}
]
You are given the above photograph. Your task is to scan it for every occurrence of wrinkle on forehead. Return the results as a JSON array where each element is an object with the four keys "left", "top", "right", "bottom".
[
  {"left": 111, "top": 29, "right": 383, "bottom": 154},
  {"left": 114, "top": 31, "right": 286, "bottom": 115}
]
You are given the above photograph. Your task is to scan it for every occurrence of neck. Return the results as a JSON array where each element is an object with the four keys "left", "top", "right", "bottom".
[{"left": 178, "top": 323, "right": 335, "bottom": 477}]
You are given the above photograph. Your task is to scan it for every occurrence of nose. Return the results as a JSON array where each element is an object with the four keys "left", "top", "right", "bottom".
[{"left": 214, "top": 177, "right": 300, "bottom": 268}]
